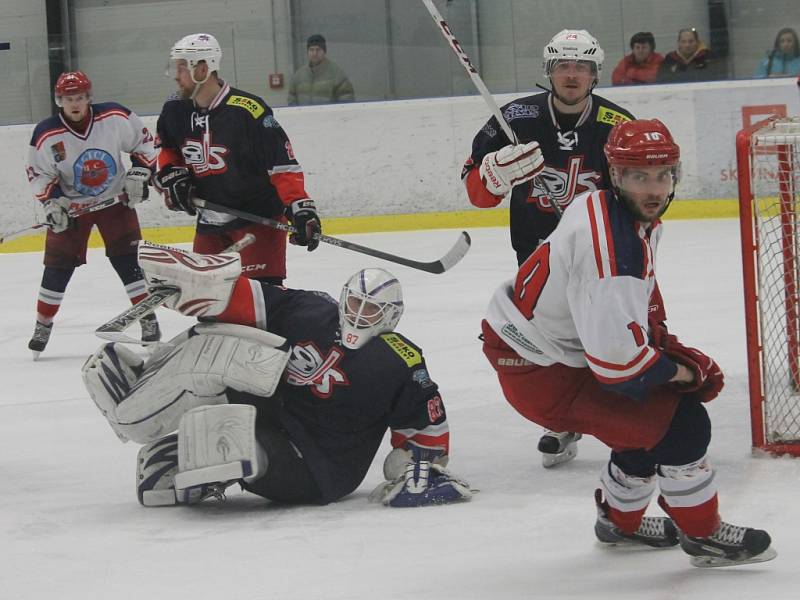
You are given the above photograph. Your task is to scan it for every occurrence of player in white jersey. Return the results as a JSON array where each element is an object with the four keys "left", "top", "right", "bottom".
[
  {"left": 481, "top": 119, "right": 776, "bottom": 567},
  {"left": 25, "top": 71, "right": 160, "bottom": 358}
]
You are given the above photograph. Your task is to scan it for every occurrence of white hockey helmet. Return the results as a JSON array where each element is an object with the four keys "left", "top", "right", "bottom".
[
  {"left": 543, "top": 29, "right": 604, "bottom": 78},
  {"left": 339, "top": 268, "right": 404, "bottom": 350},
  {"left": 170, "top": 33, "right": 222, "bottom": 73}
]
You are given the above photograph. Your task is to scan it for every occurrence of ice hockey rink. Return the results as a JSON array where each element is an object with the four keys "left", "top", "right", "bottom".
[{"left": 1, "top": 221, "right": 798, "bottom": 599}]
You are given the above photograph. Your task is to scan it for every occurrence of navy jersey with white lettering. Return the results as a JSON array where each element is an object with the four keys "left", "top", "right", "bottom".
[
  {"left": 156, "top": 83, "right": 308, "bottom": 231},
  {"left": 463, "top": 91, "right": 634, "bottom": 264},
  {"left": 221, "top": 280, "right": 449, "bottom": 503}
]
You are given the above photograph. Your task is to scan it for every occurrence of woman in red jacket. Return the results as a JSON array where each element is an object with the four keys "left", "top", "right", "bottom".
[{"left": 611, "top": 32, "right": 663, "bottom": 85}]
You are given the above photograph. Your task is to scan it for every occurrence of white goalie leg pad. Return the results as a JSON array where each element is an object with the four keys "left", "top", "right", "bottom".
[
  {"left": 174, "top": 404, "right": 268, "bottom": 503},
  {"left": 136, "top": 433, "right": 179, "bottom": 506},
  {"left": 137, "top": 241, "right": 241, "bottom": 317},
  {"left": 81, "top": 342, "right": 145, "bottom": 442},
  {"left": 113, "top": 323, "right": 289, "bottom": 444}
]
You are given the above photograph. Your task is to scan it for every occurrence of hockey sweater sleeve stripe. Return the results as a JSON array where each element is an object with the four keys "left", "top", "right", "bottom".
[
  {"left": 587, "top": 193, "right": 619, "bottom": 278},
  {"left": 157, "top": 146, "right": 183, "bottom": 170},
  {"left": 269, "top": 169, "right": 309, "bottom": 206},
  {"left": 464, "top": 166, "right": 504, "bottom": 208}
]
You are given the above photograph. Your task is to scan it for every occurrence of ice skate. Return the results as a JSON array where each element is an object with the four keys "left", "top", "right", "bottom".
[
  {"left": 679, "top": 521, "right": 777, "bottom": 567},
  {"left": 594, "top": 489, "right": 678, "bottom": 548},
  {"left": 538, "top": 429, "right": 582, "bottom": 468},
  {"left": 140, "top": 313, "right": 162, "bottom": 343},
  {"left": 28, "top": 320, "right": 53, "bottom": 360}
]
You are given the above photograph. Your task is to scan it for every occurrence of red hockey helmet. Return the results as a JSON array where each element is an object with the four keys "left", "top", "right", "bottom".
[
  {"left": 604, "top": 119, "right": 680, "bottom": 168},
  {"left": 54, "top": 71, "right": 92, "bottom": 105}
]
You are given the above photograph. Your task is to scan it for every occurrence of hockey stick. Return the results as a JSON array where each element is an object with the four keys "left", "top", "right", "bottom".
[
  {"left": 420, "top": 0, "right": 562, "bottom": 218},
  {"left": 1, "top": 196, "right": 121, "bottom": 245},
  {"left": 94, "top": 234, "right": 256, "bottom": 344},
  {"left": 193, "top": 198, "right": 472, "bottom": 275}
]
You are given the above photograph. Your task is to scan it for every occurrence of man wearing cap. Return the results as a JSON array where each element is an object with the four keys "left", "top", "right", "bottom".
[{"left": 288, "top": 34, "right": 355, "bottom": 106}]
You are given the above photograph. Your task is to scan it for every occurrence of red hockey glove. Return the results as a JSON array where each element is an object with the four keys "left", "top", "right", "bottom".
[{"left": 661, "top": 337, "right": 724, "bottom": 402}]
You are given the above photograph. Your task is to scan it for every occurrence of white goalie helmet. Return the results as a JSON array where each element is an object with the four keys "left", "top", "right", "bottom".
[
  {"left": 170, "top": 33, "right": 222, "bottom": 73},
  {"left": 543, "top": 29, "right": 604, "bottom": 78},
  {"left": 339, "top": 268, "right": 404, "bottom": 350}
]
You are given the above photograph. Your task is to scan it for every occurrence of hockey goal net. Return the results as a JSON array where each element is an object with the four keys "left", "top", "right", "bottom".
[{"left": 738, "top": 116, "right": 800, "bottom": 456}]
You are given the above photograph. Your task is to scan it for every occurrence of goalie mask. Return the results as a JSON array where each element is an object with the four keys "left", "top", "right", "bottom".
[
  {"left": 604, "top": 119, "right": 681, "bottom": 219},
  {"left": 339, "top": 269, "right": 404, "bottom": 350}
]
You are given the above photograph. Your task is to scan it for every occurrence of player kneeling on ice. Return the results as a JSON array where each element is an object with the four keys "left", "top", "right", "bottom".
[
  {"left": 82, "top": 242, "right": 471, "bottom": 508},
  {"left": 481, "top": 119, "right": 776, "bottom": 568}
]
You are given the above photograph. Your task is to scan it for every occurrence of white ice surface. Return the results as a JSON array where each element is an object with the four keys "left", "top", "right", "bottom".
[{"left": 1, "top": 221, "right": 797, "bottom": 599}]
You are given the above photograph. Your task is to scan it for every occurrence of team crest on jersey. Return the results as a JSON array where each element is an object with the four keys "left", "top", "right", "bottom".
[
  {"left": 180, "top": 134, "right": 230, "bottom": 177},
  {"left": 503, "top": 103, "right": 540, "bottom": 122},
  {"left": 51, "top": 141, "right": 66, "bottom": 163},
  {"left": 529, "top": 155, "right": 601, "bottom": 212},
  {"left": 73, "top": 148, "right": 117, "bottom": 196},
  {"left": 284, "top": 342, "right": 349, "bottom": 399},
  {"left": 481, "top": 122, "right": 497, "bottom": 138}
]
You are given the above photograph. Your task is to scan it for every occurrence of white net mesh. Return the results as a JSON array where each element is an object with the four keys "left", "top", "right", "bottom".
[{"left": 751, "top": 117, "right": 800, "bottom": 446}]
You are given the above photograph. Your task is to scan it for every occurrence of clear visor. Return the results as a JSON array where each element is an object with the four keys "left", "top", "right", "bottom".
[
  {"left": 166, "top": 59, "right": 190, "bottom": 78},
  {"left": 547, "top": 59, "right": 597, "bottom": 76}
]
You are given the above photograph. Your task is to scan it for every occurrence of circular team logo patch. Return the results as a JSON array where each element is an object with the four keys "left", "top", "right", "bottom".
[{"left": 73, "top": 148, "right": 117, "bottom": 196}]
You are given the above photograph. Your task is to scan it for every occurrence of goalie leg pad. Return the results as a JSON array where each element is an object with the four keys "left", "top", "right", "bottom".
[
  {"left": 111, "top": 324, "right": 289, "bottom": 444},
  {"left": 136, "top": 434, "right": 179, "bottom": 506},
  {"left": 82, "top": 342, "right": 145, "bottom": 442},
  {"left": 174, "top": 404, "right": 267, "bottom": 503}
]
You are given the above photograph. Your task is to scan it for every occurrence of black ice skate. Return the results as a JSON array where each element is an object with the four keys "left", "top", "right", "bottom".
[
  {"left": 678, "top": 521, "right": 777, "bottom": 567},
  {"left": 140, "top": 313, "right": 162, "bottom": 343},
  {"left": 538, "top": 429, "right": 582, "bottom": 468},
  {"left": 594, "top": 489, "right": 679, "bottom": 548},
  {"left": 28, "top": 320, "right": 53, "bottom": 360}
]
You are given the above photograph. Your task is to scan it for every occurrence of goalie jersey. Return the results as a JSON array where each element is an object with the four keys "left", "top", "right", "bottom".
[
  {"left": 462, "top": 92, "right": 634, "bottom": 263},
  {"left": 26, "top": 103, "right": 156, "bottom": 211},
  {"left": 484, "top": 189, "right": 678, "bottom": 401},
  {"left": 220, "top": 281, "right": 449, "bottom": 504}
]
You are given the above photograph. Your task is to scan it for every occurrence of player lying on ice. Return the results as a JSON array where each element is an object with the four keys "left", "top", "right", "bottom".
[
  {"left": 481, "top": 118, "right": 776, "bottom": 568},
  {"left": 82, "top": 243, "right": 472, "bottom": 509}
]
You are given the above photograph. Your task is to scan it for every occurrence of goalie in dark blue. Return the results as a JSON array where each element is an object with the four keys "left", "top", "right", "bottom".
[{"left": 82, "top": 244, "right": 472, "bottom": 509}]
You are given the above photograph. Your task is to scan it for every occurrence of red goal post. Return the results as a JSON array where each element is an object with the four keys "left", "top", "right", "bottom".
[{"left": 737, "top": 116, "right": 800, "bottom": 456}]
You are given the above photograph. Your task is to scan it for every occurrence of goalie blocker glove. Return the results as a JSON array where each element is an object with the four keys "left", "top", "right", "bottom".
[
  {"left": 370, "top": 441, "right": 472, "bottom": 507},
  {"left": 155, "top": 165, "right": 195, "bottom": 215},
  {"left": 288, "top": 199, "right": 321, "bottom": 251}
]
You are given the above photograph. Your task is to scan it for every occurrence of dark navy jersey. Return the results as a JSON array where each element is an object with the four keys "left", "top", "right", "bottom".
[
  {"left": 463, "top": 92, "right": 634, "bottom": 264},
  {"left": 225, "top": 282, "right": 449, "bottom": 504},
  {"left": 156, "top": 82, "right": 308, "bottom": 233}
]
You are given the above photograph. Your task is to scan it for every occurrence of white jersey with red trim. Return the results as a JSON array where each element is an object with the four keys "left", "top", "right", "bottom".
[
  {"left": 485, "top": 189, "right": 677, "bottom": 400},
  {"left": 26, "top": 102, "right": 156, "bottom": 212}
]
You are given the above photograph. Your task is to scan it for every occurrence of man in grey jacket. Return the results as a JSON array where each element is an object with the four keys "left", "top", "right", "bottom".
[{"left": 288, "top": 34, "right": 355, "bottom": 106}]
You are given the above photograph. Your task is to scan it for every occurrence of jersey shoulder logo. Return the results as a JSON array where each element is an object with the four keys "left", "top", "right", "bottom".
[
  {"left": 226, "top": 95, "right": 266, "bottom": 119},
  {"left": 72, "top": 148, "right": 117, "bottom": 196},
  {"left": 380, "top": 333, "right": 422, "bottom": 368},
  {"left": 596, "top": 106, "right": 631, "bottom": 126}
]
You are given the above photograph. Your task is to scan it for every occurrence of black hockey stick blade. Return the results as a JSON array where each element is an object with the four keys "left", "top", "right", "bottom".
[
  {"left": 193, "top": 198, "right": 471, "bottom": 274},
  {"left": 95, "top": 287, "right": 179, "bottom": 342}
]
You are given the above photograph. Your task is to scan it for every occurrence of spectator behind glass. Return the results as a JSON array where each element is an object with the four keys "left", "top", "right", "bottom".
[
  {"left": 288, "top": 34, "right": 355, "bottom": 106},
  {"left": 611, "top": 32, "right": 664, "bottom": 85},
  {"left": 657, "top": 28, "right": 725, "bottom": 83},
  {"left": 754, "top": 28, "right": 800, "bottom": 78}
]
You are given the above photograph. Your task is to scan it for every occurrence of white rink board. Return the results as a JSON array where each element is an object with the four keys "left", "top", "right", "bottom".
[{"left": 1, "top": 78, "right": 798, "bottom": 232}]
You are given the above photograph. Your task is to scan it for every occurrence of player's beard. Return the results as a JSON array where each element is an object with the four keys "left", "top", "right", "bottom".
[
  {"left": 623, "top": 193, "right": 668, "bottom": 223},
  {"left": 176, "top": 83, "right": 196, "bottom": 100}
]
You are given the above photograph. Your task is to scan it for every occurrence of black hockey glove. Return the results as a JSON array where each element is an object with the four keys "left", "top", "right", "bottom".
[
  {"left": 155, "top": 165, "right": 195, "bottom": 216},
  {"left": 288, "top": 199, "right": 321, "bottom": 251}
]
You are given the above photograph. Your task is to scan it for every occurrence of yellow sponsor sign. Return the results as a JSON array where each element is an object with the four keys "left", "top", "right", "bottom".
[
  {"left": 226, "top": 95, "right": 265, "bottom": 119},
  {"left": 380, "top": 333, "right": 422, "bottom": 367},
  {"left": 596, "top": 106, "right": 631, "bottom": 126}
]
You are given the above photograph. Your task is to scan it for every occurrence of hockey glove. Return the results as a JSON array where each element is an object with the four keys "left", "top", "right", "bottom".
[
  {"left": 479, "top": 141, "right": 544, "bottom": 197},
  {"left": 155, "top": 165, "right": 195, "bottom": 216},
  {"left": 661, "top": 336, "right": 724, "bottom": 402},
  {"left": 288, "top": 199, "right": 321, "bottom": 251},
  {"left": 122, "top": 167, "right": 152, "bottom": 207},
  {"left": 369, "top": 442, "right": 472, "bottom": 507},
  {"left": 40, "top": 198, "right": 73, "bottom": 233}
]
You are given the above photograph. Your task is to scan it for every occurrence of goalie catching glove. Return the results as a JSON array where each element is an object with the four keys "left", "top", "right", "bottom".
[
  {"left": 479, "top": 141, "right": 544, "bottom": 197},
  {"left": 137, "top": 241, "right": 241, "bottom": 318},
  {"left": 369, "top": 441, "right": 472, "bottom": 507}
]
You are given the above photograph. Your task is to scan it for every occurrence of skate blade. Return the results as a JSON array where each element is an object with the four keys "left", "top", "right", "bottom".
[
  {"left": 689, "top": 546, "right": 777, "bottom": 568},
  {"left": 542, "top": 443, "right": 578, "bottom": 468},
  {"left": 31, "top": 350, "right": 41, "bottom": 361}
]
